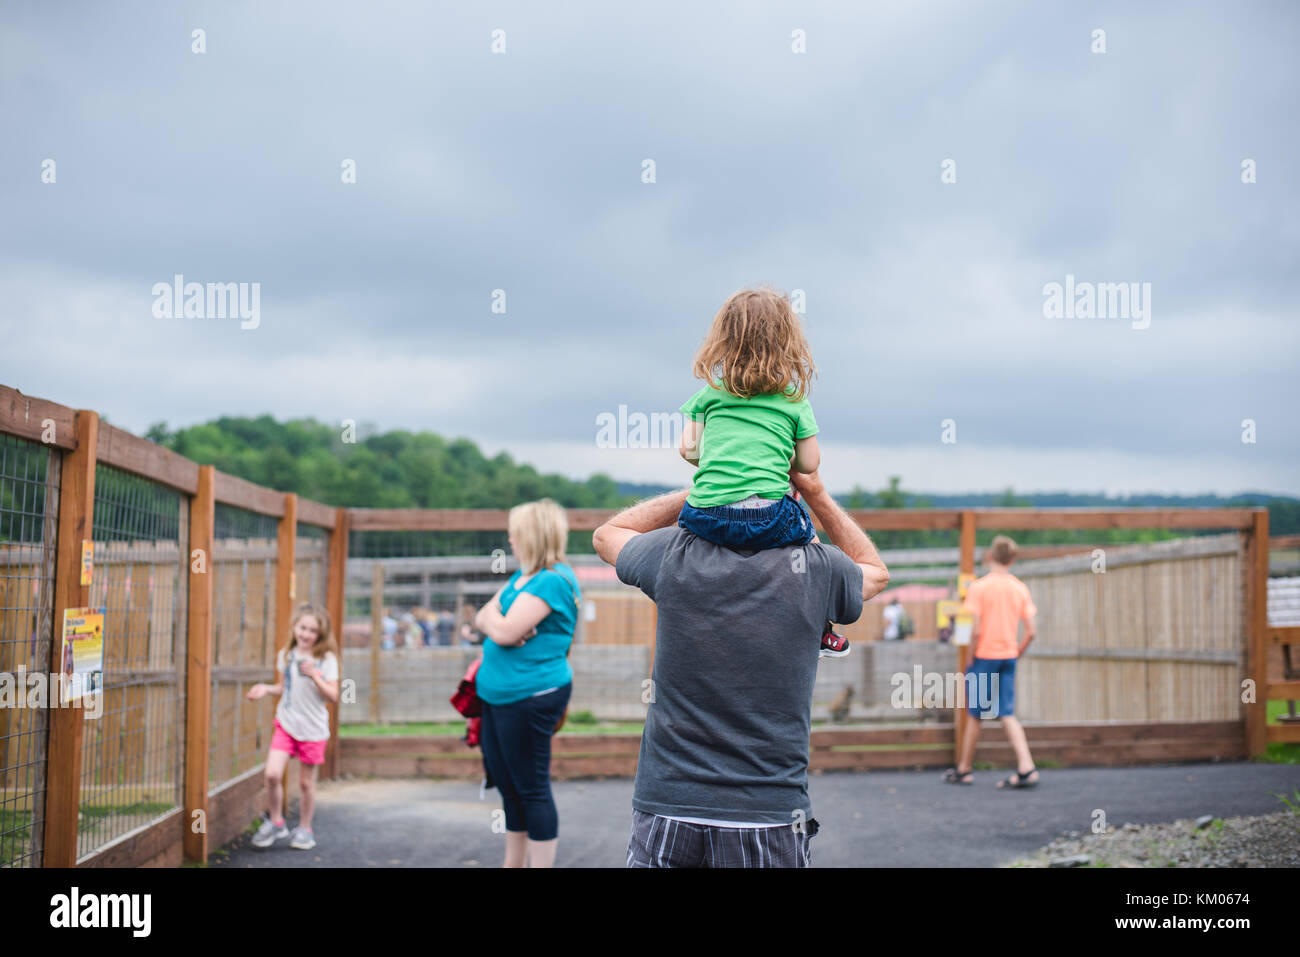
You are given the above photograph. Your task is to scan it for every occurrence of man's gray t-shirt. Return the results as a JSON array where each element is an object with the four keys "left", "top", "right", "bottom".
[{"left": 616, "top": 526, "right": 864, "bottom": 823}]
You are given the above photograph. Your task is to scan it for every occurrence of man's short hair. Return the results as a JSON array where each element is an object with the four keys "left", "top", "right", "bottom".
[{"left": 988, "top": 535, "right": 1017, "bottom": 565}]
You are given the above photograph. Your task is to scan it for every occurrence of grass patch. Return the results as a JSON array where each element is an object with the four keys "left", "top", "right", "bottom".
[
  {"left": 0, "top": 809, "right": 34, "bottom": 868},
  {"left": 77, "top": 800, "right": 173, "bottom": 831},
  {"left": 341, "top": 720, "right": 646, "bottom": 736},
  {"left": 1273, "top": 787, "right": 1300, "bottom": 817},
  {"left": 1260, "top": 701, "right": 1300, "bottom": 764},
  {"left": 2, "top": 801, "right": 172, "bottom": 866},
  {"left": 828, "top": 742, "right": 950, "bottom": 752}
]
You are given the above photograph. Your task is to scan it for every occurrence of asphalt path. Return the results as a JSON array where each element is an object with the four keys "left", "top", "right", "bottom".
[{"left": 212, "top": 761, "right": 1300, "bottom": 868}]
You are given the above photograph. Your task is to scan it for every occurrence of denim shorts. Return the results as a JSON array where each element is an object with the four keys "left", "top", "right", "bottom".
[
  {"left": 678, "top": 494, "right": 814, "bottom": 550},
  {"left": 966, "top": 656, "right": 1016, "bottom": 718}
]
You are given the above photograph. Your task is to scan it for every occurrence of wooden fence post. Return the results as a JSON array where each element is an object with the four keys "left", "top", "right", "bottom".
[
  {"left": 1246, "top": 509, "right": 1270, "bottom": 757},
  {"left": 275, "top": 494, "right": 297, "bottom": 802},
  {"left": 182, "top": 465, "right": 216, "bottom": 862},
  {"left": 44, "top": 410, "right": 98, "bottom": 867},
  {"left": 370, "top": 563, "right": 384, "bottom": 724},
  {"left": 324, "top": 507, "right": 348, "bottom": 778},
  {"left": 955, "top": 511, "right": 976, "bottom": 764}
]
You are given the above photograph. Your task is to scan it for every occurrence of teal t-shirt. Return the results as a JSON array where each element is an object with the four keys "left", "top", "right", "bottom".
[
  {"left": 681, "top": 381, "right": 818, "bottom": 507},
  {"left": 476, "top": 563, "right": 580, "bottom": 705}
]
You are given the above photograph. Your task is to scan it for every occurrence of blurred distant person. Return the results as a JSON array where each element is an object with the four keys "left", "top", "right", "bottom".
[
  {"left": 882, "top": 597, "right": 904, "bottom": 641},
  {"left": 381, "top": 607, "right": 398, "bottom": 651},
  {"left": 944, "top": 535, "right": 1039, "bottom": 789}
]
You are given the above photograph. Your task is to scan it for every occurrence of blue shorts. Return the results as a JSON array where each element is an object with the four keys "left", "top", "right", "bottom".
[
  {"left": 678, "top": 494, "right": 814, "bottom": 550},
  {"left": 966, "top": 656, "right": 1017, "bottom": 718}
]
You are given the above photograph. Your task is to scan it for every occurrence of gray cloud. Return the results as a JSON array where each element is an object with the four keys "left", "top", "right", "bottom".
[{"left": 1, "top": 0, "right": 1296, "bottom": 495}]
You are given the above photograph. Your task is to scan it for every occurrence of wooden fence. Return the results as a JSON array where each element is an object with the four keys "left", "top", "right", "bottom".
[{"left": 1, "top": 382, "right": 1293, "bottom": 867}]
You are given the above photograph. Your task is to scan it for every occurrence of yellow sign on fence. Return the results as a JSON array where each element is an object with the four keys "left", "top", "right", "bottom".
[
  {"left": 80, "top": 540, "right": 93, "bottom": 585},
  {"left": 60, "top": 606, "right": 105, "bottom": 703}
]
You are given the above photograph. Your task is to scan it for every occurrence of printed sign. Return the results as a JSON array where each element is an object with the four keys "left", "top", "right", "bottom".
[
  {"left": 957, "top": 573, "right": 975, "bottom": 599},
  {"left": 952, "top": 611, "right": 973, "bottom": 647},
  {"left": 936, "top": 599, "right": 961, "bottom": 643},
  {"left": 80, "top": 541, "right": 94, "bottom": 586},
  {"left": 60, "top": 607, "right": 105, "bottom": 703}
]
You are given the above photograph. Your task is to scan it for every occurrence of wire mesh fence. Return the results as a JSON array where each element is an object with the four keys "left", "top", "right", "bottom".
[
  {"left": 340, "top": 530, "right": 655, "bottom": 728},
  {"left": 81, "top": 464, "right": 188, "bottom": 860},
  {"left": 295, "top": 523, "right": 328, "bottom": 611},
  {"left": 209, "top": 504, "right": 279, "bottom": 790},
  {"left": 0, "top": 434, "right": 59, "bottom": 867}
]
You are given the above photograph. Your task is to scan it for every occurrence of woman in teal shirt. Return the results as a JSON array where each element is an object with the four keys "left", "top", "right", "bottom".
[{"left": 473, "top": 498, "right": 580, "bottom": 868}]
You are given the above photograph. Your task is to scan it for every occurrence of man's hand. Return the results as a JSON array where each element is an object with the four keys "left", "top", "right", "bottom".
[
  {"left": 792, "top": 469, "right": 890, "bottom": 603},
  {"left": 593, "top": 489, "right": 691, "bottom": 567}
]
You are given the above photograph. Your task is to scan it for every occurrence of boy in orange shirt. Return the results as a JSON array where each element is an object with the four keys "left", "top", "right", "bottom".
[{"left": 943, "top": 535, "right": 1039, "bottom": 788}]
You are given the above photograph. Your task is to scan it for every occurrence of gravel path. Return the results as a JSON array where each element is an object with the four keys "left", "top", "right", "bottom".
[{"left": 1007, "top": 810, "right": 1300, "bottom": 868}]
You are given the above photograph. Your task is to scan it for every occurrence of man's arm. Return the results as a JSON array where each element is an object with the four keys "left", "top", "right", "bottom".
[
  {"left": 790, "top": 470, "right": 889, "bottom": 602},
  {"left": 593, "top": 489, "right": 691, "bottom": 567}
]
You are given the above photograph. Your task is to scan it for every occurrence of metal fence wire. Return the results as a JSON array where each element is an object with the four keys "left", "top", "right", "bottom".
[
  {"left": 209, "top": 504, "right": 279, "bottom": 790},
  {"left": 81, "top": 464, "right": 189, "bottom": 860},
  {"left": 295, "top": 523, "right": 328, "bottom": 611},
  {"left": 342, "top": 529, "right": 654, "bottom": 726},
  {"left": 0, "top": 435, "right": 60, "bottom": 868}
]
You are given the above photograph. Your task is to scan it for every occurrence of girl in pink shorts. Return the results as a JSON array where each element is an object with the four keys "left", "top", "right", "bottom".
[{"left": 246, "top": 604, "right": 340, "bottom": 849}]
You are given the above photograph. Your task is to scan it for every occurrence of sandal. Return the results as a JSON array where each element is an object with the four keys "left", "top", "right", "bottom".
[
  {"left": 942, "top": 767, "right": 974, "bottom": 785},
  {"left": 997, "top": 767, "right": 1038, "bottom": 789}
]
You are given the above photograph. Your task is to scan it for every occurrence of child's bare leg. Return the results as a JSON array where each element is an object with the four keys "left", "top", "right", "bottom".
[
  {"left": 299, "top": 763, "right": 318, "bottom": 829},
  {"left": 957, "top": 712, "right": 980, "bottom": 773},
  {"left": 1000, "top": 716, "right": 1037, "bottom": 780},
  {"left": 504, "top": 830, "right": 527, "bottom": 868},
  {"left": 527, "top": 837, "right": 558, "bottom": 868},
  {"left": 265, "top": 748, "right": 290, "bottom": 822}
]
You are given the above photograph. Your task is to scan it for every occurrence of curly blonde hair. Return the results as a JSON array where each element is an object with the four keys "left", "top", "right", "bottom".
[{"left": 691, "top": 286, "right": 817, "bottom": 400}]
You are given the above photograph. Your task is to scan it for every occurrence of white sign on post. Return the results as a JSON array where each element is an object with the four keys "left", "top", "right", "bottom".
[{"left": 952, "top": 612, "right": 973, "bottom": 646}]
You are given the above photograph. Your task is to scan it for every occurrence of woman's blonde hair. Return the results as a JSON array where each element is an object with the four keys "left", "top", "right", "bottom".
[
  {"left": 508, "top": 499, "right": 568, "bottom": 574},
  {"left": 289, "top": 603, "right": 337, "bottom": 660},
  {"left": 692, "top": 286, "right": 817, "bottom": 400}
]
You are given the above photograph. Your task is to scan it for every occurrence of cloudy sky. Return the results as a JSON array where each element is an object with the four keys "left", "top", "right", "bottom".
[{"left": 2, "top": 0, "right": 1296, "bottom": 497}]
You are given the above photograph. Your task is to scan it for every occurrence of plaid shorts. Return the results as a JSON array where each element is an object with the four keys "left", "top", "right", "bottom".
[{"left": 626, "top": 810, "right": 818, "bottom": 868}]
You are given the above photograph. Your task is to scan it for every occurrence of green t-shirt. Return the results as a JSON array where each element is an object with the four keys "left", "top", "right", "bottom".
[{"left": 681, "top": 381, "right": 818, "bottom": 507}]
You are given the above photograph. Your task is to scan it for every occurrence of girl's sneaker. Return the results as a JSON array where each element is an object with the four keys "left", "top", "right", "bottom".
[
  {"left": 289, "top": 825, "right": 316, "bottom": 850},
  {"left": 819, "top": 624, "right": 850, "bottom": 658},
  {"left": 251, "top": 817, "right": 289, "bottom": 847}
]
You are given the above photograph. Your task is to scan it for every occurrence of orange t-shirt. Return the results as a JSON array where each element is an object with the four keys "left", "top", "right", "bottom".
[{"left": 964, "top": 571, "right": 1036, "bottom": 660}]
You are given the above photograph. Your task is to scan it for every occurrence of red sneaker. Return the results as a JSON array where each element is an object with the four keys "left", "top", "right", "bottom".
[{"left": 819, "top": 624, "right": 850, "bottom": 658}]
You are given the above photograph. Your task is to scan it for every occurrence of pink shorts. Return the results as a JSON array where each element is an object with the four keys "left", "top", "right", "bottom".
[{"left": 271, "top": 720, "right": 327, "bottom": 765}]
